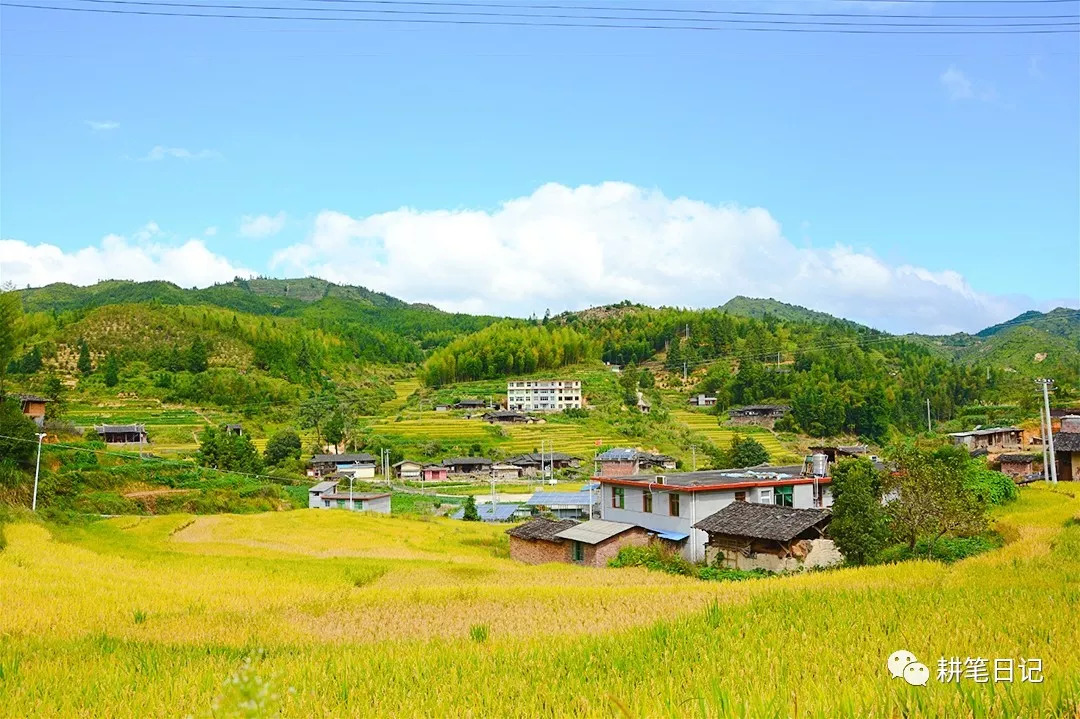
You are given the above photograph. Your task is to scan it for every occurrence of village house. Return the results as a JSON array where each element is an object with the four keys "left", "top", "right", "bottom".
[
  {"left": 442, "top": 457, "right": 493, "bottom": 475},
  {"left": 948, "top": 427, "right": 1024, "bottom": 452},
  {"left": 635, "top": 392, "right": 651, "bottom": 414},
  {"left": 482, "top": 410, "right": 538, "bottom": 424},
  {"left": 524, "top": 489, "right": 600, "bottom": 520},
  {"left": 728, "top": 405, "right": 791, "bottom": 428},
  {"left": 550, "top": 519, "right": 652, "bottom": 567},
  {"left": 692, "top": 501, "right": 840, "bottom": 572},
  {"left": 421, "top": 464, "right": 448, "bottom": 482},
  {"left": 998, "top": 453, "right": 1037, "bottom": 478},
  {"left": 1051, "top": 415, "right": 1080, "bottom": 481},
  {"left": 598, "top": 465, "right": 833, "bottom": 561},
  {"left": 307, "top": 480, "right": 391, "bottom": 513},
  {"left": 807, "top": 445, "right": 869, "bottom": 462},
  {"left": 434, "top": 404, "right": 450, "bottom": 412},
  {"left": 688, "top": 394, "right": 718, "bottom": 407},
  {"left": 94, "top": 423, "right": 148, "bottom": 445},
  {"left": 392, "top": 460, "right": 423, "bottom": 480},
  {"left": 491, "top": 463, "right": 524, "bottom": 480},
  {"left": 8, "top": 393, "right": 49, "bottom": 427},
  {"left": 308, "top": 453, "right": 376, "bottom": 479},
  {"left": 506, "top": 379, "right": 582, "bottom": 412},
  {"left": 595, "top": 448, "right": 676, "bottom": 477},
  {"left": 453, "top": 399, "right": 487, "bottom": 410},
  {"left": 506, "top": 518, "right": 579, "bottom": 564},
  {"left": 506, "top": 452, "right": 582, "bottom": 472},
  {"left": 224, "top": 424, "right": 243, "bottom": 436}
]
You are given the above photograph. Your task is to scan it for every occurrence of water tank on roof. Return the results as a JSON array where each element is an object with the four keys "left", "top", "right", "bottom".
[{"left": 811, "top": 453, "right": 828, "bottom": 477}]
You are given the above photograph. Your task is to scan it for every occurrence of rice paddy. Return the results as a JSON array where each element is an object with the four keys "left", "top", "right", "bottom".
[
  {"left": 2, "top": 485, "right": 1078, "bottom": 717},
  {"left": 671, "top": 409, "right": 801, "bottom": 464}
]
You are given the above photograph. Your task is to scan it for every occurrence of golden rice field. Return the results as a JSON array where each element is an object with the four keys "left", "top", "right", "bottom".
[{"left": 2, "top": 485, "right": 1079, "bottom": 718}]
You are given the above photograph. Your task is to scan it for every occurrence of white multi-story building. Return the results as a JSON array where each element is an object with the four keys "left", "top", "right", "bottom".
[{"left": 506, "top": 379, "right": 582, "bottom": 412}]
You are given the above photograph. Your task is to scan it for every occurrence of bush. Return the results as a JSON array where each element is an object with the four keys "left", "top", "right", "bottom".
[
  {"left": 609, "top": 544, "right": 771, "bottom": 582},
  {"left": 264, "top": 429, "right": 302, "bottom": 467},
  {"left": 875, "top": 534, "right": 1002, "bottom": 564},
  {"left": 966, "top": 463, "right": 1019, "bottom": 506},
  {"left": 697, "top": 566, "right": 770, "bottom": 582}
]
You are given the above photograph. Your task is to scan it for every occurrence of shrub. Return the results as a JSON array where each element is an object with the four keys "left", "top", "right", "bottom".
[
  {"left": 966, "top": 463, "right": 1019, "bottom": 506},
  {"left": 875, "top": 534, "right": 1002, "bottom": 564},
  {"left": 697, "top": 566, "right": 770, "bottom": 582}
]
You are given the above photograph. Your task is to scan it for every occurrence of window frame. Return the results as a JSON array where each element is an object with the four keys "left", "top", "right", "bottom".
[
  {"left": 612, "top": 486, "right": 625, "bottom": 509},
  {"left": 668, "top": 493, "right": 680, "bottom": 517},
  {"left": 642, "top": 489, "right": 653, "bottom": 513},
  {"left": 775, "top": 485, "right": 794, "bottom": 507},
  {"left": 572, "top": 541, "right": 585, "bottom": 562}
]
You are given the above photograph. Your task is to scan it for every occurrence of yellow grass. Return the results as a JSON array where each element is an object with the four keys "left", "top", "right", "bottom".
[{"left": 2, "top": 485, "right": 1079, "bottom": 717}]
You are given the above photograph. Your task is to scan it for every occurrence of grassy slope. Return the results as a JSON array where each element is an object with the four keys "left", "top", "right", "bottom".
[{"left": 1, "top": 485, "right": 1077, "bottom": 717}]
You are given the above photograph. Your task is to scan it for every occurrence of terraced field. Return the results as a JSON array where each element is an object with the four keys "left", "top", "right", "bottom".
[{"left": 671, "top": 409, "right": 802, "bottom": 464}]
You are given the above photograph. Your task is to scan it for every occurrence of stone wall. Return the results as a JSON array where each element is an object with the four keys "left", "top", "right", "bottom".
[{"left": 509, "top": 537, "right": 571, "bottom": 565}]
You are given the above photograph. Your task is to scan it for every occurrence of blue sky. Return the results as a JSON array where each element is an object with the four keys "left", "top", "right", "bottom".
[{"left": 1, "top": 1, "right": 1078, "bottom": 333}]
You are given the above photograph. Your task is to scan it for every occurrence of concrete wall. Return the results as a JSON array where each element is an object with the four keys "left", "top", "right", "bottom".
[
  {"left": 364, "top": 495, "right": 392, "bottom": 514},
  {"left": 509, "top": 537, "right": 570, "bottom": 564}
]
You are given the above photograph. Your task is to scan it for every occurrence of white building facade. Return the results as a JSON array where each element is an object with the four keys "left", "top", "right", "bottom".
[
  {"left": 598, "top": 467, "right": 833, "bottom": 562},
  {"left": 506, "top": 379, "right": 582, "bottom": 412}
]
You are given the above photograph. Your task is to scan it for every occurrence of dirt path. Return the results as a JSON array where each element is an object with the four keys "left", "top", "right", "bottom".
[{"left": 122, "top": 488, "right": 198, "bottom": 499}]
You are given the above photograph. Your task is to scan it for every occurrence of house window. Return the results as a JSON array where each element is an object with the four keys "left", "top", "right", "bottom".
[
  {"left": 734, "top": 491, "right": 746, "bottom": 501},
  {"left": 759, "top": 488, "right": 773, "bottom": 505},
  {"left": 572, "top": 541, "right": 585, "bottom": 562},
  {"left": 323, "top": 500, "right": 330, "bottom": 508},
  {"left": 669, "top": 493, "right": 680, "bottom": 517},
  {"left": 642, "top": 489, "right": 653, "bottom": 513},
  {"left": 775, "top": 486, "right": 794, "bottom": 507},
  {"left": 613, "top": 486, "right": 625, "bottom": 509}
]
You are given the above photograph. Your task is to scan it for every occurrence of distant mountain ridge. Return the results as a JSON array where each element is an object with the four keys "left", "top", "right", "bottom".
[{"left": 718, "top": 296, "right": 871, "bottom": 330}]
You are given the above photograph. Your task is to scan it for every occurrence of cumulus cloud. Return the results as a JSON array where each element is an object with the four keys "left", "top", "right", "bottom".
[
  {"left": 141, "top": 145, "right": 219, "bottom": 161},
  {"left": 86, "top": 120, "right": 119, "bottom": 131},
  {"left": 0, "top": 229, "right": 253, "bottom": 290},
  {"left": 239, "top": 212, "right": 287, "bottom": 239},
  {"left": 270, "top": 182, "right": 1026, "bottom": 334}
]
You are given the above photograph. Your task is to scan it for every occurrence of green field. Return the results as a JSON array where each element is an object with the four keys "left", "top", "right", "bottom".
[
  {"left": 672, "top": 408, "right": 802, "bottom": 465},
  {"left": 1, "top": 485, "right": 1077, "bottom": 717}
]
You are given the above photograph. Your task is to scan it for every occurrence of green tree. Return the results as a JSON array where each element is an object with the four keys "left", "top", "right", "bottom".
[
  {"left": 187, "top": 337, "right": 209, "bottom": 374},
  {"left": 324, "top": 410, "right": 346, "bottom": 450},
  {"left": 0, "top": 398, "right": 37, "bottom": 467},
  {"left": 42, "top": 374, "right": 65, "bottom": 421},
  {"left": 883, "top": 445, "right": 988, "bottom": 556},
  {"left": 462, "top": 494, "right": 480, "bottom": 521},
  {"left": 196, "top": 426, "right": 263, "bottom": 474},
  {"left": 829, "top": 457, "right": 890, "bottom": 565},
  {"left": 263, "top": 429, "right": 302, "bottom": 467},
  {"left": 76, "top": 339, "right": 92, "bottom": 375},
  {"left": 103, "top": 354, "right": 121, "bottom": 387},
  {"left": 299, "top": 392, "right": 335, "bottom": 447},
  {"left": 0, "top": 289, "right": 22, "bottom": 397},
  {"left": 728, "top": 435, "right": 769, "bottom": 467}
]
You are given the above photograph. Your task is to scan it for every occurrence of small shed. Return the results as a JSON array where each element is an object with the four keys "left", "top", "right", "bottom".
[
  {"left": 309, "top": 453, "right": 376, "bottom": 478},
  {"left": 506, "top": 518, "right": 579, "bottom": 564},
  {"left": 95, "top": 424, "right": 148, "bottom": 444},
  {"left": 393, "top": 460, "right": 423, "bottom": 480},
  {"left": 421, "top": 464, "right": 448, "bottom": 482},
  {"left": 491, "top": 463, "right": 523, "bottom": 480},
  {"left": 688, "top": 394, "right": 717, "bottom": 407},
  {"left": 635, "top": 392, "right": 651, "bottom": 414},
  {"left": 729, "top": 405, "right": 790, "bottom": 428},
  {"left": 948, "top": 427, "right": 1023, "bottom": 452},
  {"left": 693, "top": 501, "right": 838, "bottom": 572},
  {"left": 483, "top": 410, "right": 536, "bottom": 424},
  {"left": 307, "top": 480, "right": 340, "bottom": 508},
  {"left": 552, "top": 519, "right": 652, "bottom": 568},
  {"left": 10, "top": 393, "right": 49, "bottom": 427},
  {"left": 316, "top": 489, "right": 392, "bottom": 514},
  {"left": 998, "top": 453, "right": 1036, "bottom": 478},
  {"left": 224, "top": 424, "right": 243, "bottom": 436}
]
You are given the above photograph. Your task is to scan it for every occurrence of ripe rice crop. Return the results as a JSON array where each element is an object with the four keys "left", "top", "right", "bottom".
[{"left": 1, "top": 486, "right": 1078, "bottom": 717}]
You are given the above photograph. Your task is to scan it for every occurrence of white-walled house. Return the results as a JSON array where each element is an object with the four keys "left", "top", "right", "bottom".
[
  {"left": 307, "top": 480, "right": 390, "bottom": 513},
  {"left": 598, "top": 465, "right": 832, "bottom": 562}
]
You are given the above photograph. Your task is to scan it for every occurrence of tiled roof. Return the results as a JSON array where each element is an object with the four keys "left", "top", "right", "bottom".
[
  {"left": 554, "top": 519, "right": 637, "bottom": 545},
  {"left": 998, "top": 454, "right": 1037, "bottom": 463},
  {"left": 693, "top": 501, "right": 830, "bottom": 542},
  {"left": 311, "top": 453, "right": 375, "bottom": 464},
  {"left": 95, "top": 424, "right": 146, "bottom": 433},
  {"left": 308, "top": 481, "right": 339, "bottom": 493},
  {"left": 1053, "top": 432, "right": 1080, "bottom": 452},
  {"left": 506, "top": 517, "right": 578, "bottom": 541},
  {"left": 442, "top": 457, "right": 493, "bottom": 466}
]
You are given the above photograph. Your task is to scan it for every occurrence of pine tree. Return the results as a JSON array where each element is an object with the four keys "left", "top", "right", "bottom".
[
  {"left": 103, "top": 354, "right": 121, "bottom": 387},
  {"left": 77, "top": 339, "right": 92, "bottom": 375},
  {"left": 462, "top": 495, "right": 480, "bottom": 522}
]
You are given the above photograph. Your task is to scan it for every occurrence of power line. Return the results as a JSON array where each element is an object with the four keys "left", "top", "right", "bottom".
[
  {"left": 4, "top": 1, "right": 1078, "bottom": 32},
  {"left": 65, "top": 0, "right": 1080, "bottom": 24}
]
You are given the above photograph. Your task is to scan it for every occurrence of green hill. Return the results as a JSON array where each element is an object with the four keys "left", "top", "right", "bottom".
[{"left": 719, "top": 296, "right": 870, "bottom": 330}]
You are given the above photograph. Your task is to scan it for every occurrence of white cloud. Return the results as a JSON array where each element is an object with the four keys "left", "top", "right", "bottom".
[
  {"left": 0, "top": 229, "right": 253, "bottom": 290},
  {"left": 270, "top": 181, "right": 1027, "bottom": 334},
  {"left": 204, "top": 226, "right": 218, "bottom": 236},
  {"left": 239, "top": 212, "right": 287, "bottom": 239},
  {"left": 141, "top": 145, "right": 219, "bottom": 161},
  {"left": 86, "top": 120, "right": 119, "bottom": 131},
  {"left": 940, "top": 65, "right": 997, "bottom": 102}
]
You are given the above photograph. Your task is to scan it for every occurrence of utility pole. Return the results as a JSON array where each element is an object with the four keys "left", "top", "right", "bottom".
[
  {"left": 1037, "top": 379, "right": 1058, "bottom": 484},
  {"left": 926, "top": 399, "right": 932, "bottom": 433},
  {"left": 685, "top": 323, "right": 689, "bottom": 340},
  {"left": 683, "top": 361, "right": 688, "bottom": 383},
  {"left": 31, "top": 432, "right": 46, "bottom": 511},
  {"left": 690, "top": 445, "right": 697, "bottom": 472},
  {"left": 1039, "top": 399, "right": 1050, "bottom": 480},
  {"left": 776, "top": 352, "right": 780, "bottom": 369},
  {"left": 349, "top": 470, "right": 355, "bottom": 512}
]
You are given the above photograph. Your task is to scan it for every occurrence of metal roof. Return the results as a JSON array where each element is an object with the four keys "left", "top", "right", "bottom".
[
  {"left": 452, "top": 503, "right": 520, "bottom": 521},
  {"left": 308, "top": 481, "right": 339, "bottom": 494},
  {"left": 947, "top": 427, "right": 1021, "bottom": 438},
  {"left": 554, "top": 519, "right": 637, "bottom": 545},
  {"left": 654, "top": 530, "right": 689, "bottom": 542},
  {"left": 596, "top": 448, "right": 638, "bottom": 461},
  {"left": 524, "top": 491, "right": 596, "bottom": 507}
]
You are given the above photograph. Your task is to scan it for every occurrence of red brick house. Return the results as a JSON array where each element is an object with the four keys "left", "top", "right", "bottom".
[
  {"left": 998, "top": 453, "right": 1036, "bottom": 478},
  {"left": 506, "top": 518, "right": 578, "bottom": 564}
]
